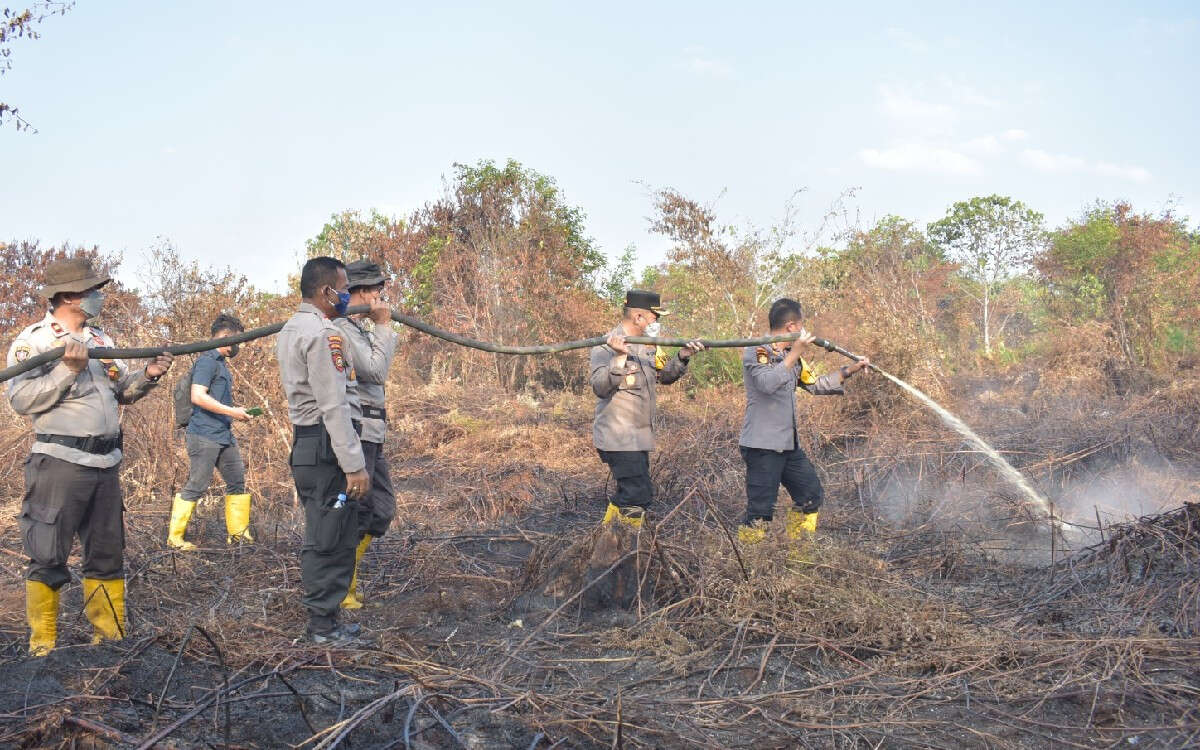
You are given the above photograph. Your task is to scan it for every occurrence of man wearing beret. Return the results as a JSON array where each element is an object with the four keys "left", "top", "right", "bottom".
[
  {"left": 737, "top": 297, "right": 869, "bottom": 544},
  {"left": 332, "top": 259, "right": 398, "bottom": 610},
  {"left": 6, "top": 258, "right": 173, "bottom": 656},
  {"left": 589, "top": 290, "right": 704, "bottom": 527}
]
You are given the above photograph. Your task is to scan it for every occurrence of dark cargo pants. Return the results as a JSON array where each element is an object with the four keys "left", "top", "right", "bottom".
[
  {"left": 597, "top": 449, "right": 653, "bottom": 509},
  {"left": 290, "top": 424, "right": 359, "bottom": 633},
  {"left": 181, "top": 433, "right": 246, "bottom": 500},
  {"left": 359, "top": 440, "right": 395, "bottom": 538},
  {"left": 740, "top": 445, "right": 823, "bottom": 524},
  {"left": 20, "top": 453, "right": 124, "bottom": 590}
]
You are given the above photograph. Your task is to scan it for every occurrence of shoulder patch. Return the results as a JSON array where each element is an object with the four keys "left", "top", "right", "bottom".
[
  {"left": 328, "top": 335, "right": 346, "bottom": 372},
  {"left": 756, "top": 346, "right": 769, "bottom": 365},
  {"left": 14, "top": 344, "right": 31, "bottom": 362}
]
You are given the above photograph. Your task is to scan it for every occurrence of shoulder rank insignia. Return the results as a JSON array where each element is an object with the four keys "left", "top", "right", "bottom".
[
  {"left": 798, "top": 358, "right": 817, "bottom": 386},
  {"left": 49, "top": 321, "right": 67, "bottom": 338},
  {"left": 756, "top": 346, "right": 769, "bottom": 365},
  {"left": 328, "top": 335, "right": 346, "bottom": 372}
]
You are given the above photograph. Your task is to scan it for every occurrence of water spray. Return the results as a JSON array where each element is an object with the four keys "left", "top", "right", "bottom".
[{"left": 811, "top": 337, "right": 1079, "bottom": 533}]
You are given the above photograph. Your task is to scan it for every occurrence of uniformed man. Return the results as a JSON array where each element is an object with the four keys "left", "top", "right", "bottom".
[
  {"left": 277, "top": 256, "right": 371, "bottom": 645},
  {"left": 737, "top": 297, "right": 869, "bottom": 543},
  {"left": 590, "top": 290, "right": 704, "bottom": 527},
  {"left": 168, "top": 313, "right": 256, "bottom": 551},
  {"left": 7, "top": 258, "right": 173, "bottom": 656},
  {"left": 332, "top": 259, "right": 398, "bottom": 609}
]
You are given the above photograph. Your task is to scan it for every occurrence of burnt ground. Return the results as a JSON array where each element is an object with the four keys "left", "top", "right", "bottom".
[{"left": 0, "top": 384, "right": 1197, "bottom": 748}]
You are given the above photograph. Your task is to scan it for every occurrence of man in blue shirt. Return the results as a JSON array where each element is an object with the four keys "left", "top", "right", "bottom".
[{"left": 168, "top": 314, "right": 255, "bottom": 550}]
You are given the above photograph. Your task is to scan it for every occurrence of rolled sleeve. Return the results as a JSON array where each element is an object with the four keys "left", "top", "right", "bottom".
[{"left": 802, "top": 372, "right": 845, "bottom": 396}]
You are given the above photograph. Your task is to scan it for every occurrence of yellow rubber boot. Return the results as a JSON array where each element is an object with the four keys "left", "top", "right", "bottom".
[
  {"left": 26, "top": 580, "right": 59, "bottom": 657},
  {"left": 341, "top": 534, "right": 373, "bottom": 609},
  {"left": 83, "top": 578, "right": 125, "bottom": 644},
  {"left": 167, "top": 494, "right": 198, "bottom": 551},
  {"left": 737, "top": 524, "right": 766, "bottom": 545},
  {"left": 786, "top": 509, "right": 819, "bottom": 540},
  {"left": 225, "top": 493, "right": 254, "bottom": 544},
  {"left": 601, "top": 503, "right": 644, "bottom": 528}
]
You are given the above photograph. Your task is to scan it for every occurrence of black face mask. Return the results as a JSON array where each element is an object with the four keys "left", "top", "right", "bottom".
[{"left": 228, "top": 343, "right": 240, "bottom": 358}]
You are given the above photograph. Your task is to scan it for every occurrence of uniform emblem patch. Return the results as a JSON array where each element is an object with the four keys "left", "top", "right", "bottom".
[
  {"left": 756, "top": 346, "right": 769, "bottom": 364},
  {"left": 14, "top": 345, "right": 30, "bottom": 362},
  {"left": 328, "top": 335, "right": 346, "bottom": 372},
  {"left": 625, "top": 373, "right": 636, "bottom": 386},
  {"left": 104, "top": 362, "right": 120, "bottom": 380}
]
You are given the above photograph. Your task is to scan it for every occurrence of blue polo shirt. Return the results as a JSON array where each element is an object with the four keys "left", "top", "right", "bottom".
[{"left": 187, "top": 350, "right": 234, "bottom": 445}]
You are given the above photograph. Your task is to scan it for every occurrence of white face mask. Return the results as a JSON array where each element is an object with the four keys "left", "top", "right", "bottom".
[{"left": 644, "top": 321, "right": 662, "bottom": 338}]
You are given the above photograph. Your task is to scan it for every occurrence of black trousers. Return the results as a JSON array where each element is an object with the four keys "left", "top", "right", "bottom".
[
  {"left": 182, "top": 433, "right": 246, "bottom": 500},
  {"left": 597, "top": 449, "right": 653, "bottom": 509},
  {"left": 740, "top": 445, "right": 823, "bottom": 524},
  {"left": 290, "top": 424, "right": 359, "bottom": 632},
  {"left": 20, "top": 454, "right": 124, "bottom": 590},
  {"left": 359, "top": 440, "right": 396, "bottom": 538}
]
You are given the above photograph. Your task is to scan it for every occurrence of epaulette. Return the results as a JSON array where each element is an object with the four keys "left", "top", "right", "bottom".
[
  {"left": 48, "top": 320, "right": 68, "bottom": 338},
  {"left": 755, "top": 346, "right": 769, "bottom": 364}
]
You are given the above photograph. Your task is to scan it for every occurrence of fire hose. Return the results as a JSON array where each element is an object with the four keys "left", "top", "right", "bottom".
[{"left": 0, "top": 305, "right": 866, "bottom": 384}]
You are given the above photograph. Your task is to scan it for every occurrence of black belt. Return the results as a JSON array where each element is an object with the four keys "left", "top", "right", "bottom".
[
  {"left": 36, "top": 432, "right": 123, "bottom": 455},
  {"left": 361, "top": 406, "right": 386, "bottom": 421},
  {"left": 293, "top": 420, "right": 362, "bottom": 439}
]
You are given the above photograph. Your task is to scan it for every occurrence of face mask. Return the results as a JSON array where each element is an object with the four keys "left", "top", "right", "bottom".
[
  {"left": 228, "top": 343, "right": 240, "bottom": 358},
  {"left": 326, "top": 287, "right": 351, "bottom": 316},
  {"left": 79, "top": 290, "right": 104, "bottom": 319},
  {"left": 644, "top": 321, "right": 662, "bottom": 338}
]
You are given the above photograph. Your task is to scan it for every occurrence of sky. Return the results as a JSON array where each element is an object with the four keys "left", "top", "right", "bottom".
[{"left": 1, "top": 0, "right": 1196, "bottom": 293}]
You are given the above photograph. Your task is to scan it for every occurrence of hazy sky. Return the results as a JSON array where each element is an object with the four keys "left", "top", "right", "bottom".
[{"left": 2, "top": 1, "right": 1195, "bottom": 292}]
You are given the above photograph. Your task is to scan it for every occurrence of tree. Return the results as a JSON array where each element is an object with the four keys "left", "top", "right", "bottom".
[
  {"left": 928, "top": 195, "right": 1044, "bottom": 357},
  {"left": 1, "top": 3, "right": 73, "bottom": 131},
  {"left": 1036, "top": 202, "right": 1200, "bottom": 368}
]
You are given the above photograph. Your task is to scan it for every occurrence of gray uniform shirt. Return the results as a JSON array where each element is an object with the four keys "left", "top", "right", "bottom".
[
  {"left": 277, "top": 303, "right": 366, "bottom": 473},
  {"left": 6, "top": 313, "right": 156, "bottom": 468},
  {"left": 740, "top": 342, "right": 844, "bottom": 451},
  {"left": 332, "top": 316, "right": 397, "bottom": 445},
  {"left": 590, "top": 325, "right": 688, "bottom": 452}
]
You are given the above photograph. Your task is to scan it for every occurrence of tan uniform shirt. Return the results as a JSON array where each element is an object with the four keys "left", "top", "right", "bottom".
[
  {"left": 6, "top": 313, "right": 156, "bottom": 468},
  {"left": 590, "top": 325, "right": 688, "bottom": 452},
  {"left": 277, "top": 303, "right": 365, "bottom": 473},
  {"left": 332, "top": 316, "right": 397, "bottom": 445},
  {"left": 740, "top": 342, "right": 843, "bottom": 451}
]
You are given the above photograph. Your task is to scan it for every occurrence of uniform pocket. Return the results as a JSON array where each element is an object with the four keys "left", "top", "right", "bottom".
[
  {"left": 20, "top": 503, "right": 61, "bottom": 565},
  {"left": 290, "top": 436, "right": 319, "bottom": 467},
  {"left": 305, "top": 501, "right": 355, "bottom": 553}
]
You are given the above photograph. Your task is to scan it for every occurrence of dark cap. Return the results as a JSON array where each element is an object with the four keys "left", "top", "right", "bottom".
[
  {"left": 346, "top": 259, "right": 387, "bottom": 289},
  {"left": 38, "top": 258, "right": 112, "bottom": 299},
  {"left": 623, "top": 289, "right": 669, "bottom": 316}
]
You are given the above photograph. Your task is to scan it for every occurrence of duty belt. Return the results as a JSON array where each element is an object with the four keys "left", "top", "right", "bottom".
[
  {"left": 35, "top": 432, "right": 123, "bottom": 455},
  {"left": 361, "top": 406, "right": 386, "bottom": 421},
  {"left": 293, "top": 420, "right": 362, "bottom": 439}
]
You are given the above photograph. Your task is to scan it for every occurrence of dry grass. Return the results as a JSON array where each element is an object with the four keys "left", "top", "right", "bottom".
[{"left": 0, "top": 374, "right": 1197, "bottom": 748}]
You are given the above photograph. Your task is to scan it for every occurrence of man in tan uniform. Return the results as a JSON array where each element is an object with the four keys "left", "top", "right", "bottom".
[
  {"left": 737, "top": 297, "right": 869, "bottom": 543},
  {"left": 7, "top": 258, "right": 173, "bottom": 656},
  {"left": 332, "top": 260, "right": 397, "bottom": 609},
  {"left": 277, "top": 256, "right": 371, "bottom": 645},
  {"left": 589, "top": 289, "right": 704, "bottom": 527}
]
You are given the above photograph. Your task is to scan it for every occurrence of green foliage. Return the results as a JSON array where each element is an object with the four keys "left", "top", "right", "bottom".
[
  {"left": 305, "top": 208, "right": 404, "bottom": 261},
  {"left": 598, "top": 245, "right": 637, "bottom": 307},
  {"left": 928, "top": 195, "right": 1045, "bottom": 356}
]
